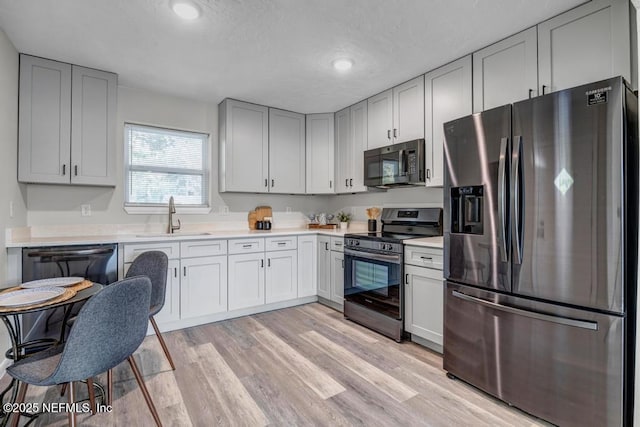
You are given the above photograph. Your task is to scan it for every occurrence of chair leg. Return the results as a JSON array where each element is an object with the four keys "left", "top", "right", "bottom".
[
  {"left": 127, "top": 356, "right": 162, "bottom": 427},
  {"left": 67, "top": 381, "right": 77, "bottom": 427},
  {"left": 107, "top": 369, "right": 113, "bottom": 406},
  {"left": 149, "top": 316, "right": 175, "bottom": 370},
  {"left": 60, "top": 382, "right": 67, "bottom": 396},
  {"left": 10, "top": 382, "right": 28, "bottom": 427},
  {"left": 87, "top": 377, "right": 96, "bottom": 415}
]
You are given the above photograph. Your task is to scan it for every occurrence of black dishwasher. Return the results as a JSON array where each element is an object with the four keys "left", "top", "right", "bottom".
[{"left": 21, "top": 244, "right": 118, "bottom": 342}]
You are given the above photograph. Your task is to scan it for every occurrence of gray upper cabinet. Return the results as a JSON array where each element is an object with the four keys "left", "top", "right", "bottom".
[
  {"left": 366, "top": 89, "right": 393, "bottom": 149},
  {"left": 268, "top": 108, "right": 306, "bottom": 194},
  {"left": 18, "top": 55, "right": 116, "bottom": 186},
  {"left": 473, "top": 27, "right": 538, "bottom": 113},
  {"left": 367, "top": 76, "right": 425, "bottom": 149},
  {"left": 219, "top": 99, "right": 269, "bottom": 193},
  {"left": 70, "top": 66, "right": 117, "bottom": 186},
  {"left": 335, "top": 101, "right": 368, "bottom": 194},
  {"left": 538, "top": 0, "right": 630, "bottom": 94},
  {"left": 424, "top": 55, "right": 472, "bottom": 188},
  {"left": 305, "top": 113, "right": 334, "bottom": 194}
]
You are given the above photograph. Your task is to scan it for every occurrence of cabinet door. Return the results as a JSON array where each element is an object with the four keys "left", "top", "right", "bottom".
[
  {"left": 155, "top": 259, "right": 181, "bottom": 323},
  {"left": 367, "top": 89, "right": 393, "bottom": 149},
  {"left": 228, "top": 253, "right": 265, "bottom": 310},
  {"left": 334, "top": 107, "right": 351, "bottom": 193},
  {"left": 393, "top": 76, "right": 425, "bottom": 142},
  {"left": 405, "top": 265, "right": 443, "bottom": 348},
  {"left": 297, "top": 235, "right": 317, "bottom": 298},
  {"left": 317, "top": 237, "right": 331, "bottom": 299},
  {"left": 330, "top": 251, "right": 344, "bottom": 308},
  {"left": 473, "top": 27, "right": 538, "bottom": 112},
  {"left": 266, "top": 249, "right": 298, "bottom": 304},
  {"left": 538, "top": 0, "right": 630, "bottom": 94},
  {"left": 219, "top": 99, "right": 269, "bottom": 192},
  {"left": 269, "top": 108, "right": 306, "bottom": 193},
  {"left": 18, "top": 55, "right": 71, "bottom": 184},
  {"left": 70, "top": 65, "right": 117, "bottom": 186},
  {"left": 349, "top": 100, "right": 368, "bottom": 193},
  {"left": 181, "top": 255, "right": 228, "bottom": 319},
  {"left": 425, "top": 55, "right": 472, "bottom": 187},
  {"left": 305, "top": 113, "right": 335, "bottom": 194}
]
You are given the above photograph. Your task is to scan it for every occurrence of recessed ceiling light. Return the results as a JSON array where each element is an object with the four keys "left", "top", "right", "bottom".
[
  {"left": 332, "top": 58, "right": 353, "bottom": 72},
  {"left": 171, "top": 0, "right": 201, "bottom": 20}
]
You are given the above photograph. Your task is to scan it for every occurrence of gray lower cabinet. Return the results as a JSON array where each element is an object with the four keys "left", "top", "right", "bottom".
[
  {"left": 317, "top": 235, "right": 344, "bottom": 310},
  {"left": 18, "top": 54, "right": 117, "bottom": 186},
  {"left": 228, "top": 252, "right": 266, "bottom": 310},
  {"left": 180, "top": 255, "right": 228, "bottom": 319},
  {"left": 297, "top": 235, "right": 318, "bottom": 298},
  {"left": 404, "top": 246, "right": 444, "bottom": 353}
]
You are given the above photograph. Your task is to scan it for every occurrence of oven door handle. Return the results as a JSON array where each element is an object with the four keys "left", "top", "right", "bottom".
[{"left": 345, "top": 248, "right": 402, "bottom": 264}]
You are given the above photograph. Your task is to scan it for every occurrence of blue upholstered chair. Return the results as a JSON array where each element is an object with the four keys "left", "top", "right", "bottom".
[
  {"left": 6, "top": 277, "right": 162, "bottom": 427},
  {"left": 125, "top": 251, "right": 175, "bottom": 370}
]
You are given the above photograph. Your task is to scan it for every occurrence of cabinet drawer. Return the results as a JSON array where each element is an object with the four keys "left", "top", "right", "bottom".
[
  {"left": 180, "top": 240, "right": 227, "bottom": 258},
  {"left": 228, "top": 238, "right": 265, "bottom": 254},
  {"left": 124, "top": 242, "right": 180, "bottom": 263},
  {"left": 331, "top": 237, "right": 344, "bottom": 252},
  {"left": 265, "top": 236, "right": 297, "bottom": 251},
  {"left": 404, "top": 245, "right": 443, "bottom": 270}
]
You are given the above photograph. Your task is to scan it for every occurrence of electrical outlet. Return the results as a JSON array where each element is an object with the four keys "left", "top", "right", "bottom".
[
  {"left": 220, "top": 205, "right": 229, "bottom": 215},
  {"left": 286, "top": 207, "right": 292, "bottom": 213},
  {"left": 351, "top": 207, "right": 357, "bottom": 216},
  {"left": 9, "top": 201, "right": 13, "bottom": 218},
  {"left": 81, "top": 204, "right": 91, "bottom": 216}
]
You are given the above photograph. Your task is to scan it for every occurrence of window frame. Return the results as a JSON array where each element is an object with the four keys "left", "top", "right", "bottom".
[{"left": 123, "top": 122, "right": 212, "bottom": 215}]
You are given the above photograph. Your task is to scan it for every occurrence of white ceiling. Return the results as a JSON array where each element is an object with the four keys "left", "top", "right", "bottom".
[{"left": 0, "top": 0, "right": 586, "bottom": 113}]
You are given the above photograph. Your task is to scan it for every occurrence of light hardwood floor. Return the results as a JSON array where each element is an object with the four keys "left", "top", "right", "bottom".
[{"left": 15, "top": 303, "right": 550, "bottom": 426}]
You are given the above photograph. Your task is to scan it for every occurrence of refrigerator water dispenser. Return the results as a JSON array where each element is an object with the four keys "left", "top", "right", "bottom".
[{"left": 451, "top": 186, "right": 484, "bottom": 234}]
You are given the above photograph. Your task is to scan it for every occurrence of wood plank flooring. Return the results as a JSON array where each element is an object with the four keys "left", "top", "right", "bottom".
[{"left": 12, "top": 303, "right": 550, "bottom": 426}]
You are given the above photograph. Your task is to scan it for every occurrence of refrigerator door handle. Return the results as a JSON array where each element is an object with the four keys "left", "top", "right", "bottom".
[
  {"left": 512, "top": 136, "right": 523, "bottom": 265},
  {"left": 498, "top": 137, "right": 509, "bottom": 262},
  {"left": 451, "top": 291, "right": 598, "bottom": 331}
]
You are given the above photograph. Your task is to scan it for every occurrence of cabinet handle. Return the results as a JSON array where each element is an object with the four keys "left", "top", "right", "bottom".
[
  {"left": 393, "top": 128, "right": 397, "bottom": 138},
  {"left": 387, "top": 129, "right": 391, "bottom": 140},
  {"left": 272, "top": 179, "right": 275, "bottom": 187},
  {"left": 183, "top": 266, "right": 186, "bottom": 276},
  {"left": 268, "top": 258, "right": 271, "bottom": 267},
  {"left": 174, "top": 267, "right": 177, "bottom": 278},
  {"left": 345, "top": 179, "right": 349, "bottom": 187},
  {"left": 242, "top": 244, "right": 252, "bottom": 248},
  {"left": 329, "top": 180, "right": 332, "bottom": 188},
  {"left": 74, "top": 165, "right": 78, "bottom": 176},
  {"left": 420, "top": 256, "right": 433, "bottom": 260},
  {"left": 528, "top": 89, "right": 534, "bottom": 99},
  {"left": 341, "top": 259, "right": 345, "bottom": 269},
  {"left": 261, "top": 259, "right": 264, "bottom": 268},
  {"left": 349, "top": 178, "right": 353, "bottom": 187},
  {"left": 264, "top": 179, "right": 268, "bottom": 187},
  {"left": 325, "top": 242, "right": 329, "bottom": 250},
  {"left": 542, "top": 85, "right": 547, "bottom": 95},
  {"left": 426, "top": 169, "right": 431, "bottom": 180},
  {"left": 62, "top": 164, "right": 66, "bottom": 176},
  {"left": 335, "top": 242, "right": 342, "bottom": 247},
  {"left": 277, "top": 242, "right": 286, "bottom": 246},
  {"left": 405, "top": 273, "right": 409, "bottom": 285}
]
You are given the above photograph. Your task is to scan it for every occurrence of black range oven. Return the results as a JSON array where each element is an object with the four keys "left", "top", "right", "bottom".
[{"left": 344, "top": 208, "right": 442, "bottom": 342}]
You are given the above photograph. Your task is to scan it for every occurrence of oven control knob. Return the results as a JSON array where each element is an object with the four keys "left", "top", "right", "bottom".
[{"left": 355, "top": 241, "right": 360, "bottom": 246}]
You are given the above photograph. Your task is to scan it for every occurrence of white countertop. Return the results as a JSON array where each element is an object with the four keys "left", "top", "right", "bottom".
[
  {"left": 403, "top": 236, "right": 443, "bottom": 249},
  {"left": 5, "top": 227, "right": 356, "bottom": 248}
]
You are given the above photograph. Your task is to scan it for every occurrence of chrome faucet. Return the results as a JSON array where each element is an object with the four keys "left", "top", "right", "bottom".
[{"left": 168, "top": 196, "right": 181, "bottom": 234}]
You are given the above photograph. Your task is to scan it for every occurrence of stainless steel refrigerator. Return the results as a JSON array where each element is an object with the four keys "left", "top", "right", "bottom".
[{"left": 443, "top": 77, "right": 638, "bottom": 427}]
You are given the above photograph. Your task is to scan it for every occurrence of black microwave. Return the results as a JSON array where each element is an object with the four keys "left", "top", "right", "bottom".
[{"left": 364, "top": 139, "right": 425, "bottom": 188}]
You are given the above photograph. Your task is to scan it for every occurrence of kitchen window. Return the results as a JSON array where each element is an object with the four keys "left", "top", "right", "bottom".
[{"left": 124, "top": 123, "right": 210, "bottom": 213}]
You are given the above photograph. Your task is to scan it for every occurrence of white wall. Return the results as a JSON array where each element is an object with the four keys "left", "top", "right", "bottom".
[
  {"left": 0, "top": 28, "right": 27, "bottom": 350},
  {"left": 24, "top": 85, "right": 332, "bottom": 227}
]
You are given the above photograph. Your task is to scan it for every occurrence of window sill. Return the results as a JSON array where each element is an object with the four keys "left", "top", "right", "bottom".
[{"left": 124, "top": 205, "right": 212, "bottom": 215}]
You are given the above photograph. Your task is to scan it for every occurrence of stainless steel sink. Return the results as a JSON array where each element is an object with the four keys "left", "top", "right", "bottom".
[{"left": 136, "top": 232, "right": 212, "bottom": 238}]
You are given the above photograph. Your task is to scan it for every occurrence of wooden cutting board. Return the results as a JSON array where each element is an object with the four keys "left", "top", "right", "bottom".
[{"left": 255, "top": 206, "right": 272, "bottom": 221}]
